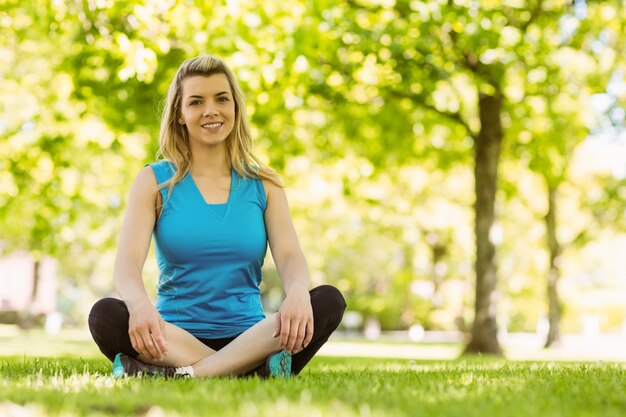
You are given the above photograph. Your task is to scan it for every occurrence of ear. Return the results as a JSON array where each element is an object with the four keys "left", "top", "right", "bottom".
[{"left": 178, "top": 118, "right": 185, "bottom": 125}]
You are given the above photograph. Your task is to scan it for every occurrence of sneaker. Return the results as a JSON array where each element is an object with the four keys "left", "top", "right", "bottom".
[
  {"left": 112, "top": 353, "right": 181, "bottom": 379},
  {"left": 266, "top": 350, "right": 292, "bottom": 379}
]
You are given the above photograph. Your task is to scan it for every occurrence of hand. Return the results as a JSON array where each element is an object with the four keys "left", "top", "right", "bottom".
[
  {"left": 127, "top": 300, "right": 168, "bottom": 361},
  {"left": 273, "top": 287, "right": 314, "bottom": 354}
]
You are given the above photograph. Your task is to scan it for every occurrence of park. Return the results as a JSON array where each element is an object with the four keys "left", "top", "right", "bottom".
[{"left": 1, "top": 0, "right": 626, "bottom": 416}]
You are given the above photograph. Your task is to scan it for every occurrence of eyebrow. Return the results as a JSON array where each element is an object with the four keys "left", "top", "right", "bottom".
[{"left": 186, "top": 91, "right": 231, "bottom": 99}]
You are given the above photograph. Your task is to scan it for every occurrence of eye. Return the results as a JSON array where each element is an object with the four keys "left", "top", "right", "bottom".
[
  {"left": 189, "top": 100, "right": 201, "bottom": 106},
  {"left": 217, "top": 96, "right": 230, "bottom": 103}
]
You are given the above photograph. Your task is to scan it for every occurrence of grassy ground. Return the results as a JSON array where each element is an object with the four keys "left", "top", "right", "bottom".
[{"left": 1, "top": 327, "right": 625, "bottom": 416}]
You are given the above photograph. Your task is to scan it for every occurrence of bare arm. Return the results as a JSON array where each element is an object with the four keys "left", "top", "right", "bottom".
[
  {"left": 263, "top": 179, "right": 313, "bottom": 354},
  {"left": 113, "top": 166, "right": 168, "bottom": 361}
]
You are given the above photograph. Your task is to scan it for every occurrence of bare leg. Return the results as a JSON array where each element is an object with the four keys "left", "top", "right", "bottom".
[
  {"left": 140, "top": 313, "right": 291, "bottom": 377},
  {"left": 190, "top": 313, "right": 289, "bottom": 377},
  {"left": 138, "top": 322, "right": 215, "bottom": 367}
]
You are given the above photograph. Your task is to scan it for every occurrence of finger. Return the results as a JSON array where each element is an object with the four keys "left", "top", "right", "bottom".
[
  {"left": 153, "top": 322, "right": 168, "bottom": 355},
  {"left": 141, "top": 331, "right": 160, "bottom": 360},
  {"left": 303, "top": 318, "right": 314, "bottom": 348},
  {"left": 129, "top": 331, "right": 140, "bottom": 355},
  {"left": 151, "top": 331, "right": 165, "bottom": 360},
  {"left": 279, "top": 318, "right": 291, "bottom": 349},
  {"left": 136, "top": 333, "right": 151, "bottom": 359},
  {"left": 273, "top": 312, "right": 281, "bottom": 338},
  {"left": 291, "top": 322, "right": 306, "bottom": 353},
  {"left": 130, "top": 329, "right": 147, "bottom": 357},
  {"left": 285, "top": 320, "right": 300, "bottom": 353},
  {"left": 150, "top": 333, "right": 164, "bottom": 361}
]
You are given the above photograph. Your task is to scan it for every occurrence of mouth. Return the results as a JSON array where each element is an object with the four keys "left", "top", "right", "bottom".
[{"left": 201, "top": 122, "right": 223, "bottom": 129}]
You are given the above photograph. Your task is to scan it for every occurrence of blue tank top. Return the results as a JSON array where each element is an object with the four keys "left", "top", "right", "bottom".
[{"left": 148, "top": 161, "right": 267, "bottom": 338}]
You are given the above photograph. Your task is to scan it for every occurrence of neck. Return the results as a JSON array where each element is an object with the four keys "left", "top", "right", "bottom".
[{"left": 189, "top": 142, "right": 230, "bottom": 177}]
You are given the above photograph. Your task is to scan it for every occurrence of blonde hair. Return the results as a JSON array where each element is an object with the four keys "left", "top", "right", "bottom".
[{"left": 157, "top": 55, "right": 280, "bottom": 199}]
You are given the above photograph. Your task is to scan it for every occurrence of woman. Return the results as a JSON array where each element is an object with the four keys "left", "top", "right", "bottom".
[{"left": 88, "top": 55, "right": 346, "bottom": 379}]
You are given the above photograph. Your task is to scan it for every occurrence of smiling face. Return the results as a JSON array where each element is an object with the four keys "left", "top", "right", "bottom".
[{"left": 178, "top": 74, "right": 236, "bottom": 149}]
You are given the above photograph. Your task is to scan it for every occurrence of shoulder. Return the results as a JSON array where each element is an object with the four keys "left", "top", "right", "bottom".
[
  {"left": 235, "top": 165, "right": 282, "bottom": 200},
  {"left": 124, "top": 166, "right": 160, "bottom": 209},
  {"left": 256, "top": 167, "right": 281, "bottom": 190},
  {"left": 147, "top": 160, "right": 175, "bottom": 170},
  {"left": 146, "top": 160, "right": 176, "bottom": 184},
  {"left": 261, "top": 173, "right": 286, "bottom": 203},
  {"left": 261, "top": 176, "right": 282, "bottom": 193},
  {"left": 133, "top": 166, "right": 160, "bottom": 193}
]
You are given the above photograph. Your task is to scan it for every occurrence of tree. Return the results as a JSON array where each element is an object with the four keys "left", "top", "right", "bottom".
[
  {"left": 303, "top": 0, "right": 579, "bottom": 354},
  {"left": 4, "top": 0, "right": 623, "bottom": 337},
  {"left": 506, "top": 0, "right": 626, "bottom": 346},
  {"left": 0, "top": 1, "right": 149, "bottom": 319}
]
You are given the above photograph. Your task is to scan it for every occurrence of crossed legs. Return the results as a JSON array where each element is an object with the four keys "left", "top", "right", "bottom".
[{"left": 88, "top": 285, "right": 346, "bottom": 377}]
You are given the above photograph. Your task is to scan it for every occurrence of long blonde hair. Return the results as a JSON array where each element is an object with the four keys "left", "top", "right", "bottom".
[{"left": 157, "top": 55, "right": 280, "bottom": 198}]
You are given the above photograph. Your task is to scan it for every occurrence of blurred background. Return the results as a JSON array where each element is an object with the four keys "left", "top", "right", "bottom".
[{"left": 0, "top": 0, "right": 625, "bottom": 358}]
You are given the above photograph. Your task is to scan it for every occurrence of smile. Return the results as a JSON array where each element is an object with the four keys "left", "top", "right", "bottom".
[{"left": 202, "top": 122, "right": 223, "bottom": 129}]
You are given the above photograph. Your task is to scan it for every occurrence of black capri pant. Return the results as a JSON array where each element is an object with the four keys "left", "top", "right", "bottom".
[{"left": 88, "top": 285, "right": 346, "bottom": 376}]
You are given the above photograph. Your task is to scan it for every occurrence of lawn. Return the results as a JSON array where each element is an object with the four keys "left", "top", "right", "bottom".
[{"left": 1, "top": 327, "right": 625, "bottom": 416}]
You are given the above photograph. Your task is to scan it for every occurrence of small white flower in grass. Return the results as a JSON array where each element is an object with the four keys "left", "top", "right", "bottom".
[
  {"left": 144, "top": 406, "right": 167, "bottom": 417},
  {"left": 0, "top": 401, "right": 47, "bottom": 417}
]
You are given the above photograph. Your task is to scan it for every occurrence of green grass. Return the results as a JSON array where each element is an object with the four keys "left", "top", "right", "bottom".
[
  {"left": 1, "top": 355, "right": 625, "bottom": 416},
  {"left": 1, "top": 327, "right": 625, "bottom": 416}
]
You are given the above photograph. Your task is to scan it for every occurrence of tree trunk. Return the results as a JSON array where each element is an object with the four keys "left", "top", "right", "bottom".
[
  {"left": 465, "top": 92, "right": 504, "bottom": 355},
  {"left": 18, "top": 257, "right": 41, "bottom": 329},
  {"left": 426, "top": 231, "right": 447, "bottom": 309},
  {"left": 544, "top": 184, "right": 562, "bottom": 348}
]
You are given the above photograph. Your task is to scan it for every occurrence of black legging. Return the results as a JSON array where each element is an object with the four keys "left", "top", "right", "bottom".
[{"left": 88, "top": 285, "right": 346, "bottom": 376}]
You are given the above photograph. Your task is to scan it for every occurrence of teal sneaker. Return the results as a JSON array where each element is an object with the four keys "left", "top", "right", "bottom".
[
  {"left": 266, "top": 350, "right": 292, "bottom": 379},
  {"left": 112, "top": 353, "right": 181, "bottom": 379}
]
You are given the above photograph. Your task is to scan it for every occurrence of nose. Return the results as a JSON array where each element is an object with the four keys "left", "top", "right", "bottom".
[{"left": 202, "top": 106, "right": 219, "bottom": 117}]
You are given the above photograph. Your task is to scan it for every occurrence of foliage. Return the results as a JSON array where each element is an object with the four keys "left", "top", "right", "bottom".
[
  {"left": 1, "top": 0, "right": 625, "bottom": 336},
  {"left": 0, "top": 1, "right": 148, "bottom": 284}
]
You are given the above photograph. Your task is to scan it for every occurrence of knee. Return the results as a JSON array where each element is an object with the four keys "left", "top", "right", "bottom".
[
  {"left": 87, "top": 297, "right": 131, "bottom": 362},
  {"left": 89, "top": 297, "right": 120, "bottom": 318},
  {"left": 88, "top": 297, "right": 126, "bottom": 331},
  {"left": 311, "top": 285, "right": 347, "bottom": 314}
]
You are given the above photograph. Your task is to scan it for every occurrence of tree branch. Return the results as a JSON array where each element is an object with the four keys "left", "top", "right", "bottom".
[
  {"left": 389, "top": 89, "right": 477, "bottom": 139},
  {"left": 521, "top": 0, "right": 545, "bottom": 33},
  {"left": 503, "top": 0, "right": 545, "bottom": 33}
]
